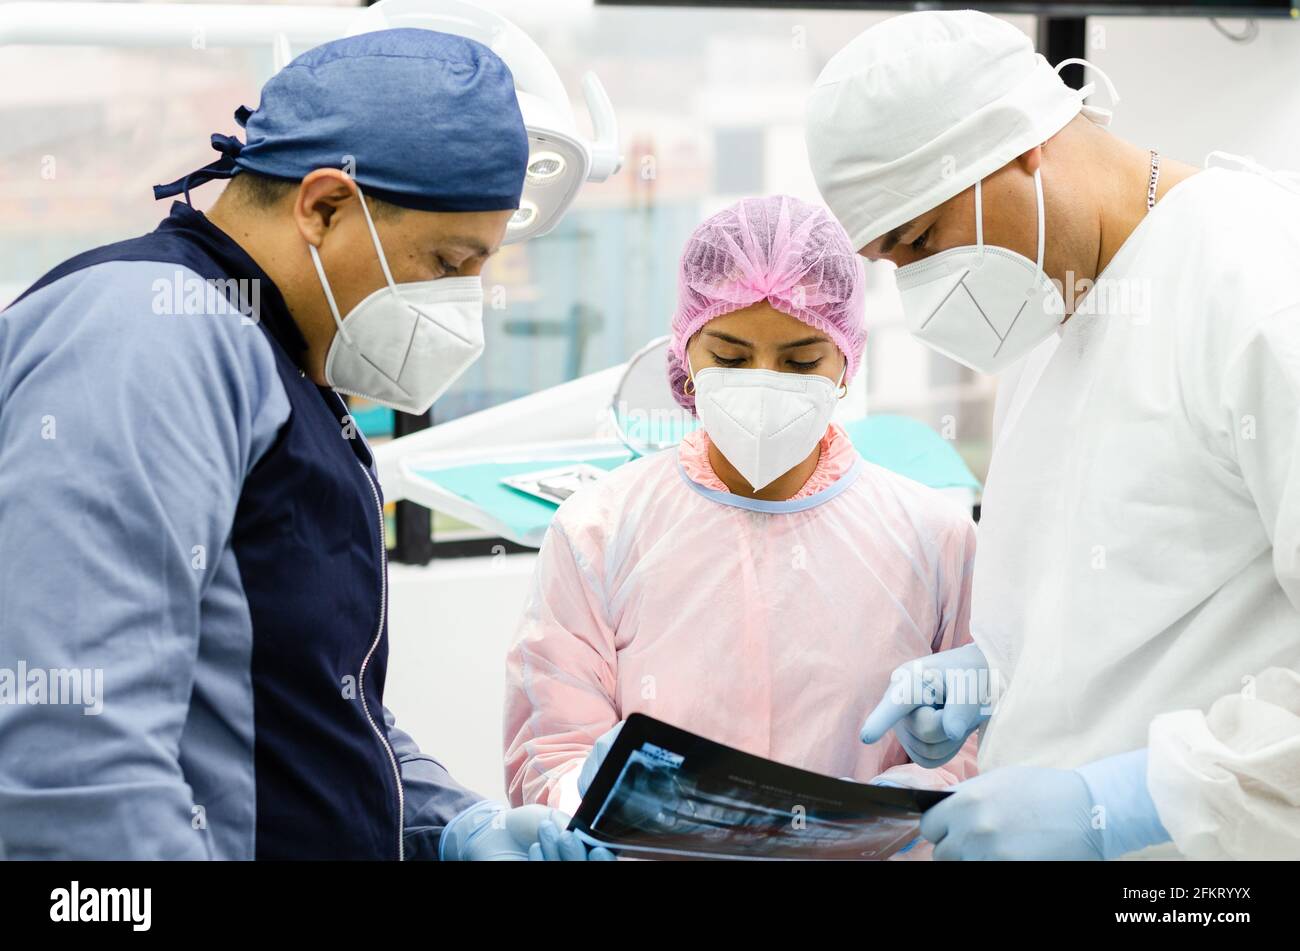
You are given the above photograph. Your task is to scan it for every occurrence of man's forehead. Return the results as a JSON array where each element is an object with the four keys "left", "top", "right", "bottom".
[{"left": 413, "top": 209, "right": 514, "bottom": 255}]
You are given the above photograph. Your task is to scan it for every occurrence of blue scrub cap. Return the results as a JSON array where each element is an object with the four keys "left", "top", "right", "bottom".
[{"left": 154, "top": 29, "right": 529, "bottom": 213}]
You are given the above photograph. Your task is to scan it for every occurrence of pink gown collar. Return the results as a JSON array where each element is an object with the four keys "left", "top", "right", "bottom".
[{"left": 677, "top": 422, "right": 858, "bottom": 501}]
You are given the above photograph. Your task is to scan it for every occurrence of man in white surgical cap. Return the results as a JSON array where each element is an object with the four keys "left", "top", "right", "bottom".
[{"left": 808, "top": 9, "right": 1300, "bottom": 860}]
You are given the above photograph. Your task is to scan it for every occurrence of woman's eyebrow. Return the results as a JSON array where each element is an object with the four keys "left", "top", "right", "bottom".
[
  {"left": 703, "top": 330, "right": 753, "bottom": 347},
  {"left": 779, "top": 335, "right": 830, "bottom": 350}
]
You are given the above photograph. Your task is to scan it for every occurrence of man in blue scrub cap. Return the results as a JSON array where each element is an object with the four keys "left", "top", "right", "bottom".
[{"left": 0, "top": 29, "right": 610, "bottom": 861}]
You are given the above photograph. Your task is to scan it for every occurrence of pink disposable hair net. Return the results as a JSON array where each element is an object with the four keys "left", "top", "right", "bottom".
[{"left": 667, "top": 195, "right": 867, "bottom": 413}]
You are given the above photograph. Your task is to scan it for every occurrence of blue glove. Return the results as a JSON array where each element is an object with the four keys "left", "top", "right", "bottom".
[
  {"left": 439, "top": 801, "right": 616, "bottom": 861},
  {"left": 526, "top": 817, "right": 616, "bottom": 862},
  {"left": 861, "top": 643, "right": 991, "bottom": 768},
  {"left": 577, "top": 720, "right": 625, "bottom": 798},
  {"left": 920, "top": 751, "right": 1170, "bottom": 860},
  {"left": 920, "top": 767, "right": 1103, "bottom": 860},
  {"left": 1075, "top": 748, "right": 1171, "bottom": 859}
]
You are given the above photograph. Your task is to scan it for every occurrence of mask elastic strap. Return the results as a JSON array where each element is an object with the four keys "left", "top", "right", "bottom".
[
  {"left": 1033, "top": 167, "right": 1047, "bottom": 283},
  {"left": 1055, "top": 58, "right": 1121, "bottom": 127},
  {"left": 974, "top": 179, "right": 985, "bottom": 266},
  {"left": 308, "top": 243, "right": 350, "bottom": 345},
  {"left": 354, "top": 182, "right": 400, "bottom": 290},
  {"left": 308, "top": 180, "right": 401, "bottom": 349}
]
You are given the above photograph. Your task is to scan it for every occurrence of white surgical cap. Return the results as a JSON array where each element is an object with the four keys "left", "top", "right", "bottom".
[{"left": 805, "top": 10, "right": 1105, "bottom": 251}]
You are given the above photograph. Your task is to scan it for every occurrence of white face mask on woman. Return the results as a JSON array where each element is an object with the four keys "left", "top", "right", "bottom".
[
  {"left": 308, "top": 183, "right": 486, "bottom": 416},
  {"left": 690, "top": 356, "right": 844, "bottom": 492}
]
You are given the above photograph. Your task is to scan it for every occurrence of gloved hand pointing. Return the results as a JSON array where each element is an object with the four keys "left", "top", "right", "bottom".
[{"left": 860, "top": 643, "right": 992, "bottom": 768}]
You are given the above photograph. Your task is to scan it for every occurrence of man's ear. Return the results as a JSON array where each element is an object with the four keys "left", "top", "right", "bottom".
[{"left": 293, "top": 169, "right": 359, "bottom": 249}]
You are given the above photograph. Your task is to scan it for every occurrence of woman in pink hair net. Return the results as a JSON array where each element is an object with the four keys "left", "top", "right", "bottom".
[{"left": 503, "top": 196, "right": 980, "bottom": 837}]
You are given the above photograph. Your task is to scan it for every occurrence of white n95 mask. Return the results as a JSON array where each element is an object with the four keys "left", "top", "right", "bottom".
[
  {"left": 893, "top": 168, "right": 1065, "bottom": 376},
  {"left": 310, "top": 184, "right": 486, "bottom": 416},
  {"left": 691, "top": 360, "right": 843, "bottom": 492}
]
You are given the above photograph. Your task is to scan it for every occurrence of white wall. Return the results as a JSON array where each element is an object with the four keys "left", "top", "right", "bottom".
[
  {"left": 384, "top": 555, "right": 537, "bottom": 803},
  {"left": 1088, "top": 16, "right": 1300, "bottom": 169}
]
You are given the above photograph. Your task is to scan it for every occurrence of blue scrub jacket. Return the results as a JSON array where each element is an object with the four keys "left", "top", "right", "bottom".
[{"left": 0, "top": 203, "right": 479, "bottom": 859}]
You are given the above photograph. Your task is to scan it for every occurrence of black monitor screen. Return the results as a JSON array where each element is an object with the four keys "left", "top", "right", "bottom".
[{"left": 596, "top": 1, "right": 1297, "bottom": 18}]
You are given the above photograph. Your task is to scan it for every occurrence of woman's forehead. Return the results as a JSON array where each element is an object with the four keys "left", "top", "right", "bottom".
[{"left": 703, "top": 303, "right": 831, "bottom": 343}]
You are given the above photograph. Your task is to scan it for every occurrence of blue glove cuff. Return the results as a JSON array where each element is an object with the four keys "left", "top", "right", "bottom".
[
  {"left": 1075, "top": 749, "right": 1170, "bottom": 860},
  {"left": 438, "top": 799, "right": 503, "bottom": 862}
]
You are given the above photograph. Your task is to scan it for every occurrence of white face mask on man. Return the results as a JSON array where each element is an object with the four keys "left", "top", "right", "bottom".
[
  {"left": 308, "top": 183, "right": 486, "bottom": 416},
  {"left": 690, "top": 355, "right": 845, "bottom": 492},
  {"left": 893, "top": 168, "right": 1066, "bottom": 376}
]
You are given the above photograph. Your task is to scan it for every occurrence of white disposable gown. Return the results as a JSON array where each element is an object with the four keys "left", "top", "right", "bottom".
[{"left": 974, "top": 167, "right": 1300, "bottom": 859}]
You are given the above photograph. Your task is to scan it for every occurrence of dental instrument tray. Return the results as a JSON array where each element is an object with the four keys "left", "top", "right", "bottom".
[
  {"left": 570, "top": 713, "right": 950, "bottom": 861},
  {"left": 500, "top": 463, "right": 610, "bottom": 506}
]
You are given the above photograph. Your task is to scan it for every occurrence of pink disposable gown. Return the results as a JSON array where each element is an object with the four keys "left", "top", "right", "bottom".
[{"left": 504, "top": 423, "right": 980, "bottom": 816}]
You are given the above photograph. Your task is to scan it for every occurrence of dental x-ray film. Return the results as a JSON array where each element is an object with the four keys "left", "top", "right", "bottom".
[{"left": 569, "top": 714, "right": 950, "bottom": 860}]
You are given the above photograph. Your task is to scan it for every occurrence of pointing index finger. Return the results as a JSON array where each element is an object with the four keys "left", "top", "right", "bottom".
[{"left": 861, "top": 662, "right": 945, "bottom": 743}]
